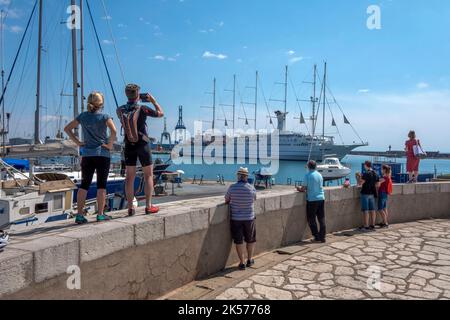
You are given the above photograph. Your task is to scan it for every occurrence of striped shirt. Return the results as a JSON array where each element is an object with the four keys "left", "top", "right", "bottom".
[{"left": 225, "top": 181, "right": 257, "bottom": 221}]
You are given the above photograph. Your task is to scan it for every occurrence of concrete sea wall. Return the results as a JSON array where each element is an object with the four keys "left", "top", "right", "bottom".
[{"left": 1, "top": 182, "right": 449, "bottom": 299}]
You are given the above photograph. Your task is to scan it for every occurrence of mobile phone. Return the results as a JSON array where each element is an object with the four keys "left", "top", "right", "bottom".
[{"left": 140, "top": 93, "right": 151, "bottom": 103}]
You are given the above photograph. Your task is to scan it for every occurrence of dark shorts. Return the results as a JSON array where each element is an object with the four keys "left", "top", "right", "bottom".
[
  {"left": 231, "top": 220, "right": 256, "bottom": 245},
  {"left": 378, "top": 192, "right": 389, "bottom": 211},
  {"left": 361, "top": 194, "right": 376, "bottom": 212},
  {"left": 124, "top": 142, "right": 153, "bottom": 167},
  {"left": 80, "top": 156, "right": 111, "bottom": 190}
]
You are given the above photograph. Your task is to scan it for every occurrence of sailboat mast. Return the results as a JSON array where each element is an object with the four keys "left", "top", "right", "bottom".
[
  {"left": 322, "top": 62, "right": 327, "bottom": 139},
  {"left": 255, "top": 71, "right": 258, "bottom": 131},
  {"left": 284, "top": 65, "right": 288, "bottom": 114},
  {"left": 312, "top": 64, "right": 317, "bottom": 135},
  {"left": 34, "top": 0, "right": 43, "bottom": 145},
  {"left": 212, "top": 78, "right": 216, "bottom": 131},
  {"left": 1, "top": 9, "right": 5, "bottom": 156},
  {"left": 71, "top": 0, "right": 79, "bottom": 137},
  {"left": 232, "top": 74, "right": 236, "bottom": 131},
  {"left": 79, "top": 0, "right": 85, "bottom": 113}
]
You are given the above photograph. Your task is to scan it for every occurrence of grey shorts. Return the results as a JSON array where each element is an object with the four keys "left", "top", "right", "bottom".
[{"left": 231, "top": 220, "right": 256, "bottom": 245}]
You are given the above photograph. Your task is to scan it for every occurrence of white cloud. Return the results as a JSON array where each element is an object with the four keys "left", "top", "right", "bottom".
[
  {"left": 102, "top": 15, "right": 112, "bottom": 20},
  {"left": 153, "top": 55, "right": 165, "bottom": 61},
  {"left": 117, "top": 23, "right": 127, "bottom": 28},
  {"left": 358, "top": 89, "right": 371, "bottom": 94},
  {"left": 202, "top": 51, "right": 227, "bottom": 60},
  {"left": 416, "top": 82, "right": 430, "bottom": 89},
  {"left": 289, "top": 56, "right": 304, "bottom": 64},
  {"left": 287, "top": 50, "right": 295, "bottom": 56},
  {"left": 102, "top": 39, "right": 113, "bottom": 45}
]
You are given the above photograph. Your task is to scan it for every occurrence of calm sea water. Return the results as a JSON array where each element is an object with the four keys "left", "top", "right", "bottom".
[
  {"left": 44, "top": 154, "right": 450, "bottom": 186},
  {"left": 154, "top": 154, "right": 450, "bottom": 186}
]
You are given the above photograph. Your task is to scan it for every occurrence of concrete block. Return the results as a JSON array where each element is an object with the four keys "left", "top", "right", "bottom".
[
  {"left": 9, "top": 236, "right": 79, "bottom": 283},
  {"left": 164, "top": 209, "right": 209, "bottom": 238},
  {"left": 416, "top": 183, "right": 440, "bottom": 194},
  {"left": 391, "top": 184, "right": 403, "bottom": 195},
  {"left": 264, "top": 195, "right": 281, "bottom": 212},
  {"left": 352, "top": 186, "right": 362, "bottom": 199},
  {"left": 403, "top": 184, "right": 416, "bottom": 195},
  {"left": 116, "top": 215, "right": 165, "bottom": 246},
  {"left": 0, "top": 249, "right": 33, "bottom": 297},
  {"left": 209, "top": 204, "right": 230, "bottom": 225},
  {"left": 440, "top": 182, "right": 450, "bottom": 193},
  {"left": 254, "top": 198, "right": 265, "bottom": 216},
  {"left": 280, "top": 192, "right": 305, "bottom": 210},
  {"left": 60, "top": 222, "right": 134, "bottom": 263},
  {"left": 329, "top": 187, "right": 354, "bottom": 202}
]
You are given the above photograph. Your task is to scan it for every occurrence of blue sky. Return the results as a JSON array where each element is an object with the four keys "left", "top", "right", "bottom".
[{"left": 1, "top": 0, "right": 450, "bottom": 151}]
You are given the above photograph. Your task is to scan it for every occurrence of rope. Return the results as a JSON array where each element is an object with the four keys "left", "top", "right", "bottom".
[
  {"left": 288, "top": 74, "right": 311, "bottom": 135},
  {"left": 326, "top": 83, "right": 365, "bottom": 144},
  {"left": 0, "top": 0, "right": 38, "bottom": 107},
  {"left": 100, "top": 0, "right": 126, "bottom": 85},
  {"left": 256, "top": 73, "right": 275, "bottom": 130},
  {"left": 86, "top": 0, "right": 119, "bottom": 108}
]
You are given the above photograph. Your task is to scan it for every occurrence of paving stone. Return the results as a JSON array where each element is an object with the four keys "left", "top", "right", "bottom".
[
  {"left": 254, "top": 284, "right": 293, "bottom": 300},
  {"left": 322, "top": 286, "right": 366, "bottom": 300},
  {"left": 216, "top": 288, "right": 249, "bottom": 300},
  {"left": 250, "top": 275, "right": 285, "bottom": 287}
]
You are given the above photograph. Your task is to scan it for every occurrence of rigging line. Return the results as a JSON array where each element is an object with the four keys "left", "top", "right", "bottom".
[
  {"left": 8, "top": 8, "right": 36, "bottom": 114},
  {"left": 325, "top": 83, "right": 365, "bottom": 144},
  {"left": 100, "top": 0, "right": 126, "bottom": 85},
  {"left": 0, "top": 0, "right": 38, "bottom": 107},
  {"left": 235, "top": 78, "right": 249, "bottom": 123},
  {"left": 326, "top": 97, "right": 345, "bottom": 145},
  {"left": 256, "top": 73, "right": 275, "bottom": 129},
  {"left": 86, "top": 0, "right": 119, "bottom": 108},
  {"left": 288, "top": 73, "right": 311, "bottom": 135}
]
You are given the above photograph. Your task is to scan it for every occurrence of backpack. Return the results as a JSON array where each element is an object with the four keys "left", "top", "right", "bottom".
[{"left": 117, "top": 104, "right": 148, "bottom": 144}]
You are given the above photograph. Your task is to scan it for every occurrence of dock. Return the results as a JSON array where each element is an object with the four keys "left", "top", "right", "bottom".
[{"left": 350, "top": 150, "right": 450, "bottom": 159}]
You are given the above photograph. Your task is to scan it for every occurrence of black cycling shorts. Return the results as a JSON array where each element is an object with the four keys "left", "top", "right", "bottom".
[
  {"left": 80, "top": 156, "right": 111, "bottom": 191},
  {"left": 124, "top": 142, "right": 153, "bottom": 167}
]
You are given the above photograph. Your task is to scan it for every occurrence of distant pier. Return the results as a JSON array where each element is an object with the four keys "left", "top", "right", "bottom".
[{"left": 350, "top": 150, "right": 450, "bottom": 159}]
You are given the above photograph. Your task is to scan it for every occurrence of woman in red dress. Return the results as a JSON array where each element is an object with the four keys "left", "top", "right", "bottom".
[{"left": 405, "top": 130, "right": 421, "bottom": 183}]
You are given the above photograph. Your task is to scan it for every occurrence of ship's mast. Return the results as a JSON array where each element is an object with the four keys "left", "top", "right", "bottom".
[
  {"left": 1, "top": 9, "right": 6, "bottom": 155},
  {"left": 79, "top": 0, "right": 85, "bottom": 113},
  {"left": 312, "top": 64, "right": 317, "bottom": 136},
  {"left": 322, "top": 62, "right": 327, "bottom": 139},
  {"left": 254, "top": 71, "right": 258, "bottom": 131},
  {"left": 71, "top": 0, "right": 79, "bottom": 138},
  {"left": 34, "top": 0, "right": 43, "bottom": 145},
  {"left": 212, "top": 77, "right": 216, "bottom": 131},
  {"left": 233, "top": 74, "right": 236, "bottom": 131},
  {"left": 284, "top": 65, "right": 288, "bottom": 114}
]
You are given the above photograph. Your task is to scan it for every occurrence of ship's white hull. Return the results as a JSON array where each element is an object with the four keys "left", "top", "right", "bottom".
[{"left": 176, "top": 133, "right": 366, "bottom": 162}]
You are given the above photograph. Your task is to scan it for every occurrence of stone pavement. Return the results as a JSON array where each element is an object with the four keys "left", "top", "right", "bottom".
[{"left": 165, "top": 219, "right": 450, "bottom": 300}]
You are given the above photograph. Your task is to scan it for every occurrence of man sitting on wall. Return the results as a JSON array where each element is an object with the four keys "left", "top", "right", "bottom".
[
  {"left": 225, "top": 168, "right": 257, "bottom": 270},
  {"left": 297, "top": 160, "right": 327, "bottom": 243}
]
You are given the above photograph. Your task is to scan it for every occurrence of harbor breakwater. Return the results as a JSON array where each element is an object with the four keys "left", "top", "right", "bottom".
[{"left": 1, "top": 182, "right": 449, "bottom": 300}]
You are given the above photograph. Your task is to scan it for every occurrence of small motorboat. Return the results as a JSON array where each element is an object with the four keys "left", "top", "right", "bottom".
[{"left": 317, "top": 157, "right": 351, "bottom": 181}]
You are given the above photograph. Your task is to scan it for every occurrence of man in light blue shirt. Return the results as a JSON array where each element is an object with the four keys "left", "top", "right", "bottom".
[{"left": 297, "top": 160, "right": 327, "bottom": 243}]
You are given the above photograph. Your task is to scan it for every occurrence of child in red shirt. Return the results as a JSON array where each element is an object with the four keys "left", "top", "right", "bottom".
[{"left": 377, "top": 165, "right": 393, "bottom": 228}]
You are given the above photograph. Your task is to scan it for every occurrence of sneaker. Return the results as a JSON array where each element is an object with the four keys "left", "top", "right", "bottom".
[
  {"left": 246, "top": 259, "right": 255, "bottom": 268},
  {"left": 380, "top": 224, "right": 390, "bottom": 229},
  {"left": 369, "top": 225, "right": 376, "bottom": 230},
  {"left": 145, "top": 206, "right": 160, "bottom": 215},
  {"left": 238, "top": 263, "right": 246, "bottom": 271},
  {"left": 128, "top": 208, "right": 136, "bottom": 217},
  {"left": 97, "top": 215, "right": 113, "bottom": 222},
  {"left": 0, "top": 231, "right": 9, "bottom": 250},
  {"left": 75, "top": 215, "right": 88, "bottom": 225}
]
